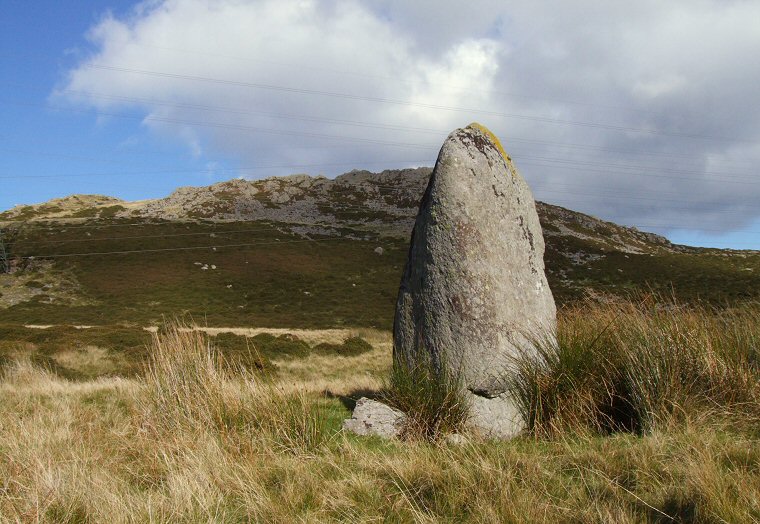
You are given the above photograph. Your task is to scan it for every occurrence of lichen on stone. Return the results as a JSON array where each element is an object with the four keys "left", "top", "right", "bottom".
[{"left": 467, "top": 122, "right": 510, "bottom": 161}]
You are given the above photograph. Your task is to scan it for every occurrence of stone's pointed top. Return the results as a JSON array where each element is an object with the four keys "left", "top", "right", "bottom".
[{"left": 465, "top": 122, "right": 510, "bottom": 161}]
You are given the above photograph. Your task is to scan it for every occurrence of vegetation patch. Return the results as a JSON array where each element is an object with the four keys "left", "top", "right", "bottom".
[
  {"left": 0, "top": 302, "right": 758, "bottom": 521},
  {"left": 510, "top": 297, "right": 760, "bottom": 437},
  {"left": 214, "top": 331, "right": 374, "bottom": 361},
  {"left": 141, "top": 324, "right": 328, "bottom": 452},
  {"left": 68, "top": 205, "right": 126, "bottom": 219},
  {"left": 383, "top": 351, "right": 470, "bottom": 441},
  {"left": 1, "top": 214, "right": 759, "bottom": 329},
  {"left": 249, "top": 332, "right": 311, "bottom": 359},
  {"left": 0, "top": 324, "right": 151, "bottom": 379},
  {"left": 210, "top": 331, "right": 276, "bottom": 373},
  {"left": 312, "top": 336, "right": 373, "bottom": 356}
]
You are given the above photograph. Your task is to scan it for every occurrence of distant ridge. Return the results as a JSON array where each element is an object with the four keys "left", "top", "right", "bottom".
[{"left": 1, "top": 167, "right": 677, "bottom": 255}]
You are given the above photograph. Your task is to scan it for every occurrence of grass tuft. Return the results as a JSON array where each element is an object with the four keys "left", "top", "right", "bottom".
[
  {"left": 382, "top": 349, "right": 470, "bottom": 441},
  {"left": 140, "top": 321, "right": 328, "bottom": 453},
  {"left": 510, "top": 297, "right": 760, "bottom": 437}
]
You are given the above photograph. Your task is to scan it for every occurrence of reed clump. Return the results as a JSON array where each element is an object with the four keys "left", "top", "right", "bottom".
[
  {"left": 510, "top": 298, "right": 760, "bottom": 437},
  {"left": 140, "top": 322, "right": 327, "bottom": 453}
]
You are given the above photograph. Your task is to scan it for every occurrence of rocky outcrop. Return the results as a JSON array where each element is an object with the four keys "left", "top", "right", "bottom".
[
  {"left": 393, "top": 124, "right": 557, "bottom": 439},
  {"left": 132, "top": 168, "right": 432, "bottom": 228},
  {"left": 0, "top": 167, "right": 677, "bottom": 257},
  {"left": 342, "top": 397, "right": 406, "bottom": 438}
]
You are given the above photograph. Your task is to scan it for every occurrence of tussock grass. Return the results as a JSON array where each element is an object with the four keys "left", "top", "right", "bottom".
[
  {"left": 312, "top": 335, "right": 373, "bottom": 357},
  {"left": 141, "top": 322, "right": 328, "bottom": 453},
  {"left": 0, "top": 324, "right": 151, "bottom": 379},
  {"left": 511, "top": 298, "right": 760, "bottom": 437},
  {"left": 0, "top": 304, "right": 758, "bottom": 521},
  {"left": 383, "top": 351, "right": 470, "bottom": 441}
]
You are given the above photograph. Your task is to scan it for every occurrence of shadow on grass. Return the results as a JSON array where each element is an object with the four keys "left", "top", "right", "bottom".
[{"left": 324, "top": 387, "right": 384, "bottom": 412}]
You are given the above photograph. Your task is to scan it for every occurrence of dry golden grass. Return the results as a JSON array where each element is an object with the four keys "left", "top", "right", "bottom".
[
  {"left": 0, "top": 309, "right": 758, "bottom": 522},
  {"left": 511, "top": 299, "right": 760, "bottom": 437}
]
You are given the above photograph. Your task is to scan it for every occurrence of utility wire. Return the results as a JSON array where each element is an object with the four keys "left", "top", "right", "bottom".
[
  {"left": 0, "top": 159, "right": 431, "bottom": 179},
  {"left": 4, "top": 94, "right": 756, "bottom": 168},
  {"left": 19, "top": 236, "right": 356, "bottom": 260},
  {"left": 12, "top": 217, "right": 760, "bottom": 238},
  {"left": 81, "top": 63, "right": 751, "bottom": 143},
  {"left": 0, "top": 47, "right": 689, "bottom": 117},
  {"left": 4, "top": 99, "right": 439, "bottom": 151},
  {"left": 3, "top": 98, "right": 757, "bottom": 182},
  {"left": 16, "top": 232, "right": 757, "bottom": 259},
  {"left": 13, "top": 225, "right": 306, "bottom": 246},
  {"left": 2, "top": 138, "right": 757, "bottom": 184}
]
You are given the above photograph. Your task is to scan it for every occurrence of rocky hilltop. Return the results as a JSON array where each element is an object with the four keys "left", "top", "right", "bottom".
[{"left": 1, "top": 167, "right": 676, "bottom": 255}]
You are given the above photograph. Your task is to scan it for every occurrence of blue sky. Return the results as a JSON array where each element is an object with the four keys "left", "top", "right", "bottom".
[
  {"left": 1, "top": 0, "right": 759, "bottom": 250},
  {"left": 1, "top": 1, "right": 238, "bottom": 208}
]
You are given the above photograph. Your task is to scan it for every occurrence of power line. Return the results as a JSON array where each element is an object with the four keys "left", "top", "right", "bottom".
[
  {"left": 4, "top": 99, "right": 440, "bottom": 151},
  {"left": 5, "top": 197, "right": 758, "bottom": 251},
  {"left": 518, "top": 161, "right": 759, "bottom": 185},
  {"left": 0, "top": 46, "right": 700, "bottom": 118},
  {"left": 13, "top": 225, "right": 301, "bottom": 247},
  {"left": 1, "top": 198, "right": 757, "bottom": 232},
  {"left": 11, "top": 209, "right": 760, "bottom": 238},
  {"left": 4, "top": 98, "right": 758, "bottom": 183},
  {"left": 12, "top": 214, "right": 758, "bottom": 258},
  {"left": 5, "top": 199, "right": 759, "bottom": 248},
  {"left": 82, "top": 63, "right": 752, "bottom": 143},
  {"left": 2, "top": 133, "right": 758, "bottom": 184},
  {"left": 7, "top": 87, "right": 758, "bottom": 169},
  {"left": 19, "top": 236, "right": 357, "bottom": 260},
  {"left": 0, "top": 158, "right": 432, "bottom": 179},
  {"left": 16, "top": 230, "right": 758, "bottom": 260},
  {"left": 89, "top": 42, "right": 665, "bottom": 115}
]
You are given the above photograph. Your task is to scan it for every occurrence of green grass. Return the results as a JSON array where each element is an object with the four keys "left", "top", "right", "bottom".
[
  {"left": 0, "top": 324, "right": 152, "bottom": 379},
  {"left": 0, "top": 323, "right": 375, "bottom": 382},
  {"left": 1, "top": 217, "right": 759, "bottom": 331},
  {"left": 2, "top": 219, "right": 406, "bottom": 328},
  {"left": 312, "top": 336, "right": 373, "bottom": 356},
  {"left": 543, "top": 233, "right": 760, "bottom": 306}
]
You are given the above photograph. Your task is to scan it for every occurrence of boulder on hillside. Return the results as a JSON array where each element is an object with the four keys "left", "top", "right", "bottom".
[{"left": 393, "top": 123, "right": 556, "bottom": 439}]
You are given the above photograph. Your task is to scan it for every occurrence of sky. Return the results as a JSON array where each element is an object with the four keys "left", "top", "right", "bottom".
[{"left": 1, "top": 0, "right": 759, "bottom": 250}]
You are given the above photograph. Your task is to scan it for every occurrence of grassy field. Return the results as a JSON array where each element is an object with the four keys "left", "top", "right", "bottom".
[
  {"left": 1, "top": 219, "right": 407, "bottom": 328},
  {"left": 0, "top": 301, "right": 757, "bottom": 522},
  {"left": 2, "top": 218, "right": 759, "bottom": 330}
]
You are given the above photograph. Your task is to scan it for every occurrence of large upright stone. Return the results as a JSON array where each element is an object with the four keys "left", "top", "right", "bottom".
[{"left": 393, "top": 123, "right": 556, "bottom": 438}]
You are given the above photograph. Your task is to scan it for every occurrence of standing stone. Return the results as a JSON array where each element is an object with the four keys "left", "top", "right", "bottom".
[{"left": 393, "top": 123, "right": 556, "bottom": 438}]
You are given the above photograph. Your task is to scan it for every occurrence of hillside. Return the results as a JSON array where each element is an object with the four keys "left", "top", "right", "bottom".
[{"left": 1, "top": 168, "right": 759, "bottom": 328}]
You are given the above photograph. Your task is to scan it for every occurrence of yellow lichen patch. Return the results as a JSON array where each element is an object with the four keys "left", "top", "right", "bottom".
[{"left": 467, "top": 122, "right": 510, "bottom": 161}]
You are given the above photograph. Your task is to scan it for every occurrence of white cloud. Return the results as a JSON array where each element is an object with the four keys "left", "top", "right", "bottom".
[{"left": 56, "top": 0, "right": 760, "bottom": 236}]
